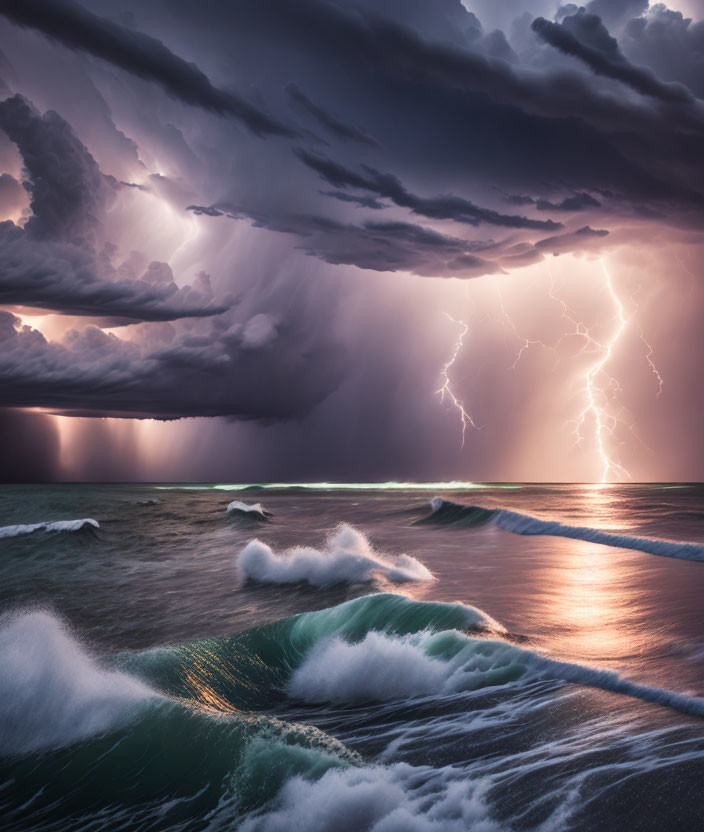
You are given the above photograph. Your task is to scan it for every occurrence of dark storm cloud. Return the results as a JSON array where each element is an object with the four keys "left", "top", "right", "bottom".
[
  {"left": 0, "top": 0, "right": 295, "bottom": 137},
  {"left": 0, "top": 94, "right": 226, "bottom": 321},
  {"left": 294, "top": 149, "right": 563, "bottom": 231},
  {"left": 623, "top": 7, "right": 704, "bottom": 98},
  {"left": 319, "top": 190, "right": 386, "bottom": 209},
  {"left": 0, "top": 92, "right": 106, "bottom": 244},
  {"left": 536, "top": 193, "right": 602, "bottom": 211},
  {"left": 188, "top": 200, "right": 616, "bottom": 278},
  {"left": 502, "top": 191, "right": 602, "bottom": 211},
  {"left": 0, "top": 223, "right": 227, "bottom": 321},
  {"left": 0, "top": 309, "right": 341, "bottom": 420},
  {"left": 171, "top": 0, "right": 704, "bottom": 221},
  {"left": 286, "top": 83, "right": 379, "bottom": 147},
  {"left": 499, "top": 224, "right": 610, "bottom": 267},
  {"left": 187, "top": 202, "right": 502, "bottom": 277},
  {"left": 532, "top": 12, "right": 695, "bottom": 104},
  {"left": 182, "top": 0, "right": 698, "bottom": 137}
]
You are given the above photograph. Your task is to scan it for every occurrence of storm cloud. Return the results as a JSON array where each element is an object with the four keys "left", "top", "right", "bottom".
[
  {"left": 0, "top": 309, "right": 341, "bottom": 420},
  {"left": 286, "top": 83, "right": 379, "bottom": 147},
  {"left": 0, "top": 0, "right": 295, "bottom": 137},
  {"left": 1, "top": 0, "right": 704, "bottom": 482},
  {"left": 532, "top": 11, "right": 694, "bottom": 104},
  {"left": 0, "top": 94, "right": 226, "bottom": 321}
]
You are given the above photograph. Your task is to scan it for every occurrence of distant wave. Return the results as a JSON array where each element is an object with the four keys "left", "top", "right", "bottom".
[
  {"left": 423, "top": 498, "right": 704, "bottom": 562},
  {"left": 0, "top": 518, "right": 100, "bottom": 540},
  {"left": 236, "top": 524, "right": 432, "bottom": 586},
  {"left": 227, "top": 500, "right": 272, "bottom": 520}
]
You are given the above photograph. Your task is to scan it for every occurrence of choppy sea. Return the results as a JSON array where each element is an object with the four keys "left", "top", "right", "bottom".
[{"left": 2, "top": 482, "right": 704, "bottom": 830}]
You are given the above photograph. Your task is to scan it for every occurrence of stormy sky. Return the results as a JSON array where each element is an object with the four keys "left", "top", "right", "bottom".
[{"left": 1, "top": 0, "right": 703, "bottom": 482}]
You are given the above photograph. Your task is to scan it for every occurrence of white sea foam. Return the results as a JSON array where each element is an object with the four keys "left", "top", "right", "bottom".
[
  {"left": 240, "top": 761, "right": 499, "bottom": 832},
  {"left": 0, "top": 518, "right": 99, "bottom": 540},
  {"left": 226, "top": 500, "right": 270, "bottom": 517},
  {"left": 237, "top": 524, "right": 433, "bottom": 586},
  {"left": 0, "top": 611, "right": 156, "bottom": 755},
  {"left": 288, "top": 628, "right": 704, "bottom": 719}
]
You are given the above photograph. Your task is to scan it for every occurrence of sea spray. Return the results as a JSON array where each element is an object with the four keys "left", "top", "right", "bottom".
[
  {"left": 237, "top": 524, "right": 433, "bottom": 586},
  {"left": 0, "top": 610, "right": 153, "bottom": 755}
]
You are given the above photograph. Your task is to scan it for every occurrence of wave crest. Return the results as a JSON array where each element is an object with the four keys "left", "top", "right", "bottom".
[
  {"left": 0, "top": 518, "right": 100, "bottom": 540},
  {"left": 0, "top": 610, "right": 154, "bottom": 755},
  {"left": 227, "top": 500, "right": 272, "bottom": 520},
  {"left": 287, "top": 627, "right": 704, "bottom": 719},
  {"left": 237, "top": 524, "right": 433, "bottom": 586},
  {"left": 425, "top": 498, "right": 704, "bottom": 562}
]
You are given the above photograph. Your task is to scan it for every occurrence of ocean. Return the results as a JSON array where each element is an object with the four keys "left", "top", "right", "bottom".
[{"left": 2, "top": 482, "right": 704, "bottom": 830}]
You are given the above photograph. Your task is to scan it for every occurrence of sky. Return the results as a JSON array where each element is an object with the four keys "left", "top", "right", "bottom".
[{"left": 0, "top": 0, "right": 703, "bottom": 483}]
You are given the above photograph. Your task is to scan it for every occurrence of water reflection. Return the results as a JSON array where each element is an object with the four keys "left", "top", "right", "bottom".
[{"left": 532, "top": 485, "right": 649, "bottom": 667}]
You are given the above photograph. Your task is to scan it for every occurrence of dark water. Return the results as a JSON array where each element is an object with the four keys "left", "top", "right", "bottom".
[{"left": 2, "top": 483, "right": 704, "bottom": 830}]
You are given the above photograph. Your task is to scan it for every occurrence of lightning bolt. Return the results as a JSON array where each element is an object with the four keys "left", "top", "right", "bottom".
[
  {"left": 434, "top": 259, "right": 663, "bottom": 479},
  {"left": 571, "top": 260, "right": 631, "bottom": 482},
  {"left": 436, "top": 313, "right": 481, "bottom": 446},
  {"left": 559, "top": 259, "right": 662, "bottom": 483}
]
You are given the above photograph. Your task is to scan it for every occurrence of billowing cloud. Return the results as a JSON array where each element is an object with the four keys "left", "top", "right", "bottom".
[
  {"left": 0, "top": 309, "right": 341, "bottom": 419},
  {"left": 0, "top": 94, "right": 225, "bottom": 320}
]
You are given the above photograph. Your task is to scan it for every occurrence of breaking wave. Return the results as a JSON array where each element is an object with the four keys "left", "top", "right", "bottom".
[
  {"left": 0, "top": 518, "right": 100, "bottom": 539},
  {"left": 240, "top": 762, "right": 497, "bottom": 832},
  {"left": 236, "top": 524, "right": 433, "bottom": 586},
  {"left": 424, "top": 498, "right": 704, "bottom": 561},
  {"left": 0, "top": 610, "right": 155, "bottom": 755},
  {"left": 287, "top": 627, "right": 704, "bottom": 718},
  {"left": 119, "top": 593, "right": 499, "bottom": 712},
  {"left": 227, "top": 500, "right": 272, "bottom": 520},
  {"left": 5, "top": 594, "right": 704, "bottom": 830}
]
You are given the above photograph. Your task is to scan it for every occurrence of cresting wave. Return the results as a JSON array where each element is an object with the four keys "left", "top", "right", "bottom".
[
  {"left": 120, "top": 592, "right": 704, "bottom": 721},
  {"left": 425, "top": 498, "right": 704, "bottom": 561},
  {"left": 227, "top": 500, "right": 272, "bottom": 519},
  {"left": 0, "top": 610, "right": 154, "bottom": 755},
  {"left": 5, "top": 594, "right": 704, "bottom": 830},
  {"left": 287, "top": 627, "right": 704, "bottom": 719},
  {"left": 0, "top": 518, "right": 100, "bottom": 539},
  {"left": 0, "top": 609, "right": 359, "bottom": 830},
  {"left": 237, "top": 524, "right": 433, "bottom": 586}
]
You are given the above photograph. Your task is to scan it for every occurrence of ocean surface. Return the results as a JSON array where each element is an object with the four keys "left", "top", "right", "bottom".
[{"left": 2, "top": 482, "right": 704, "bottom": 830}]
